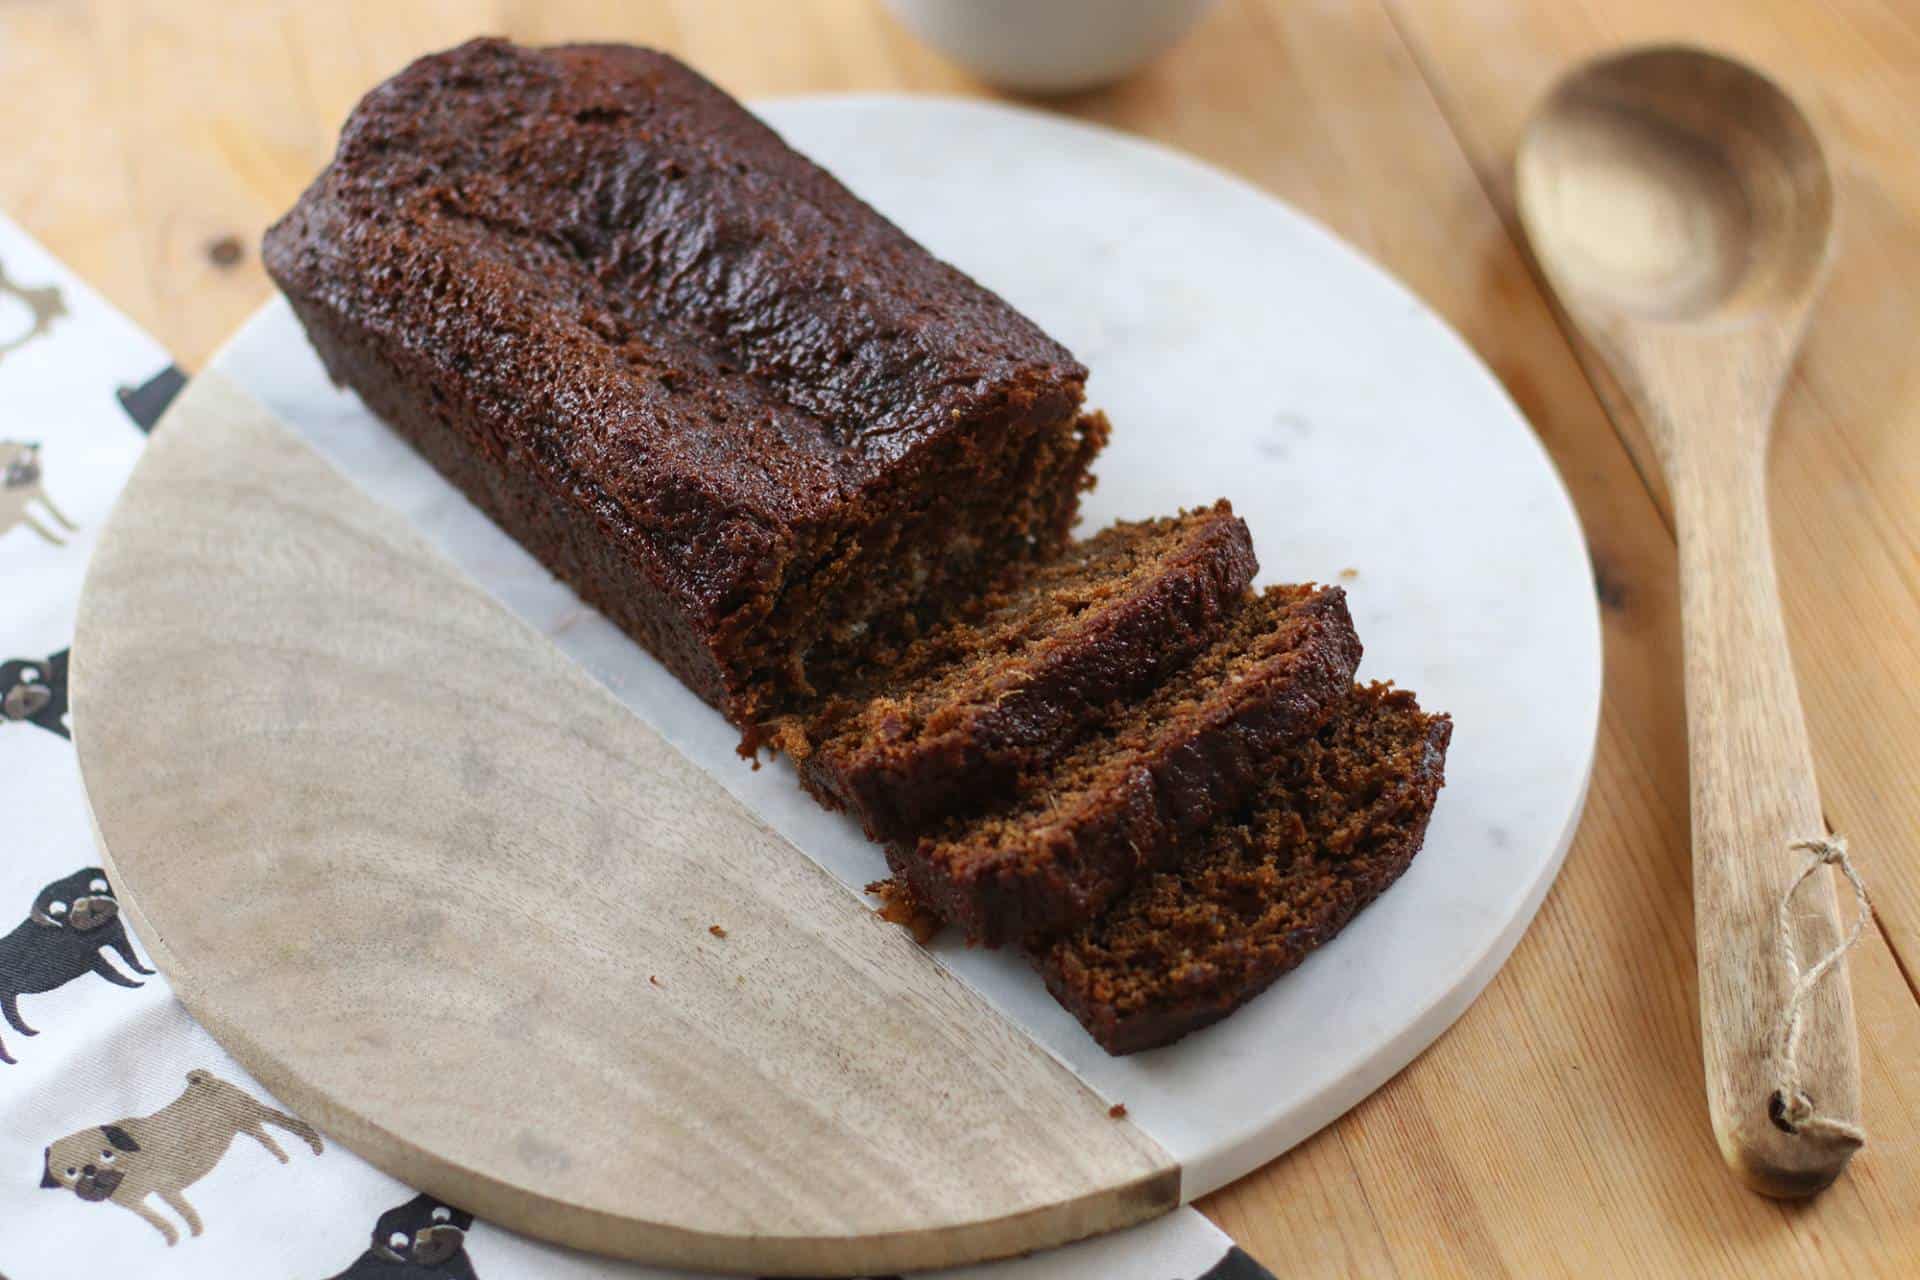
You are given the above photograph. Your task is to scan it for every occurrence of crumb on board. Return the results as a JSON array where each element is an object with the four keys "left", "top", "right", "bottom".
[
  {"left": 709, "top": 924, "right": 728, "bottom": 938},
  {"left": 1339, "top": 566, "right": 1359, "bottom": 581},
  {"left": 1108, "top": 1103, "right": 1128, "bottom": 1119},
  {"left": 866, "top": 876, "right": 943, "bottom": 945},
  {"left": 648, "top": 974, "right": 662, "bottom": 988}
]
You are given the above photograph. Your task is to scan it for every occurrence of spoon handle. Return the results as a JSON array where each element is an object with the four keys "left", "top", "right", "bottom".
[{"left": 1669, "top": 436, "right": 1865, "bottom": 1197}]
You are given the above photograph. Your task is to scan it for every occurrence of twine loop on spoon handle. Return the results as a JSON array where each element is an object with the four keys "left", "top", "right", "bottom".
[{"left": 1770, "top": 835, "right": 1870, "bottom": 1146}]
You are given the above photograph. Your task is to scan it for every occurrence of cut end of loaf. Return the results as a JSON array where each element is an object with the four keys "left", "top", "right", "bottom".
[{"left": 790, "top": 500, "right": 1257, "bottom": 834}]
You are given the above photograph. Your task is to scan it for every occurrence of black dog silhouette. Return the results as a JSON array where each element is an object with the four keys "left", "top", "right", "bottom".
[
  {"left": 1196, "top": 1246, "right": 1277, "bottom": 1279},
  {"left": 116, "top": 364, "right": 186, "bottom": 434},
  {"left": 0, "top": 868, "right": 153, "bottom": 1064},
  {"left": 325, "top": 1194, "right": 478, "bottom": 1280},
  {"left": 0, "top": 648, "right": 69, "bottom": 740}
]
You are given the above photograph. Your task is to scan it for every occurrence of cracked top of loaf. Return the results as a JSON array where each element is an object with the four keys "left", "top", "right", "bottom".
[{"left": 263, "top": 38, "right": 1087, "bottom": 627}]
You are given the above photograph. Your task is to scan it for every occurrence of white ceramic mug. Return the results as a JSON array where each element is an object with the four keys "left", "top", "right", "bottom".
[{"left": 885, "top": 0, "right": 1221, "bottom": 95}]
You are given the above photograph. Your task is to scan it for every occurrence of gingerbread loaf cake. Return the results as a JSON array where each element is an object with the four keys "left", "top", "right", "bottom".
[
  {"left": 263, "top": 39, "right": 1103, "bottom": 733},
  {"left": 267, "top": 38, "right": 1455, "bottom": 1058},
  {"left": 1035, "top": 683, "right": 1451, "bottom": 1053},
  {"left": 891, "top": 584, "right": 1362, "bottom": 947},
  {"left": 785, "top": 501, "right": 1257, "bottom": 843}
]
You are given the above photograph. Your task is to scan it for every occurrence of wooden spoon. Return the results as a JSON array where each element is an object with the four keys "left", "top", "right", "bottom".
[{"left": 1516, "top": 46, "right": 1863, "bottom": 1197}]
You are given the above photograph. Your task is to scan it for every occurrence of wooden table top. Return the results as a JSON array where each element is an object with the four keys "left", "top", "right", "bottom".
[{"left": 8, "top": 1, "right": 1914, "bottom": 1273}]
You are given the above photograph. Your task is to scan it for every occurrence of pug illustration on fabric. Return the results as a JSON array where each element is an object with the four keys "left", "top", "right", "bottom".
[
  {"left": 40, "top": 1068, "right": 324, "bottom": 1245},
  {"left": 0, "top": 647, "right": 70, "bottom": 740},
  {"left": 0, "top": 257, "right": 65, "bottom": 363},
  {"left": 1, "top": 442, "right": 77, "bottom": 546},
  {"left": 0, "top": 867, "right": 153, "bottom": 1064},
  {"left": 323, "top": 1193, "right": 479, "bottom": 1280}
]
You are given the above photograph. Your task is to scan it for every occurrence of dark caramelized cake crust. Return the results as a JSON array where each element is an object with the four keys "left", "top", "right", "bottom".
[{"left": 264, "top": 38, "right": 1101, "bottom": 732}]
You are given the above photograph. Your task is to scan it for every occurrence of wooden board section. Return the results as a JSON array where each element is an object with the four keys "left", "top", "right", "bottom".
[
  {"left": 70, "top": 370, "right": 1178, "bottom": 1276},
  {"left": 11, "top": 1, "right": 1920, "bottom": 1274}
]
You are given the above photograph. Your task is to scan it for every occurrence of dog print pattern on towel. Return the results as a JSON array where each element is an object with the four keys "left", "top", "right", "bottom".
[
  {"left": 1, "top": 442, "right": 77, "bottom": 546},
  {"left": 0, "top": 647, "right": 69, "bottom": 740},
  {"left": 40, "top": 1068, "right": 325, "bottom": 1245},
  {"left": 117, "top": 364, "right": 188, "bottom": 434},
  {"left": 323, "top": 1193, "right": 480, "bottom": 1280},
  {"left": 0, "top": 256, "right": 65, "bottom": 363},
  {"left": 1195, "top": 1246, "right": 1277, "bottom": 1279},
  {"left": 0, "top": 867, "right": 153, "bottom": 1064}
]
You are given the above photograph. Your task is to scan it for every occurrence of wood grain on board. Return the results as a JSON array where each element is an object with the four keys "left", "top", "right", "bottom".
[
  {"left": 71, "top": 372, "right": 1178, "bottom": 1275},
  {"left": 7, "top": 0, "right": 1917, "bottom": 1274}
]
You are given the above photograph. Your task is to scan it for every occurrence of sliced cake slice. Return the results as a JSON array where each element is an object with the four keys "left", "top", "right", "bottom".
[
  {"left": 787, "top": 501, "right": 1258, "bottom": 842},
  {"left": 890, "top": 583, "right": 1363, "bottom": 947},
  {"left": 1035, "top": 682, "right": 1451, "bottom": 1054}
]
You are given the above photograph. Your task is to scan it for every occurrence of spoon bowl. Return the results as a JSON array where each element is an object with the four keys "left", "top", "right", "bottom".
[
  {"left": 1518, "top": 45, "right": 1832, "bottom": 326},
  {"left": 1517, "top": 46, "right": 1864, "bottom": 1200}
]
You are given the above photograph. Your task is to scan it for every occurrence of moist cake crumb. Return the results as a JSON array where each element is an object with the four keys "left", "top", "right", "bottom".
[
  {"left": 789, "top": 502, "right": 1257, "bottom": 842},
  {"left": 890, "top": 584, "right": 1363, "bottom": 947},
  {"left": 867, "top": 878, "right": 943, "bottom": 945},
  {"left": 1035, "top": 683, "right": 1451, "bottom": 1054}
]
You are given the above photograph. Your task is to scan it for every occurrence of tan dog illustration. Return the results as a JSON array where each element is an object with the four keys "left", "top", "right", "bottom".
[
  {"left": 0, "top": 258, "right": 65, "bottom": 362},
  {"left": 41, "top": 1068, "right": 324, "bottom": 1245},
  {"left": 2, "top": 442, "right": 77, "bottom": 546}
]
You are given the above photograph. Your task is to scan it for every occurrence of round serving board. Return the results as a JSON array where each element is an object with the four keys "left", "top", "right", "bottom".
[{"left": 73, "top": 98, "right": 1601, "bottom": 1274}]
